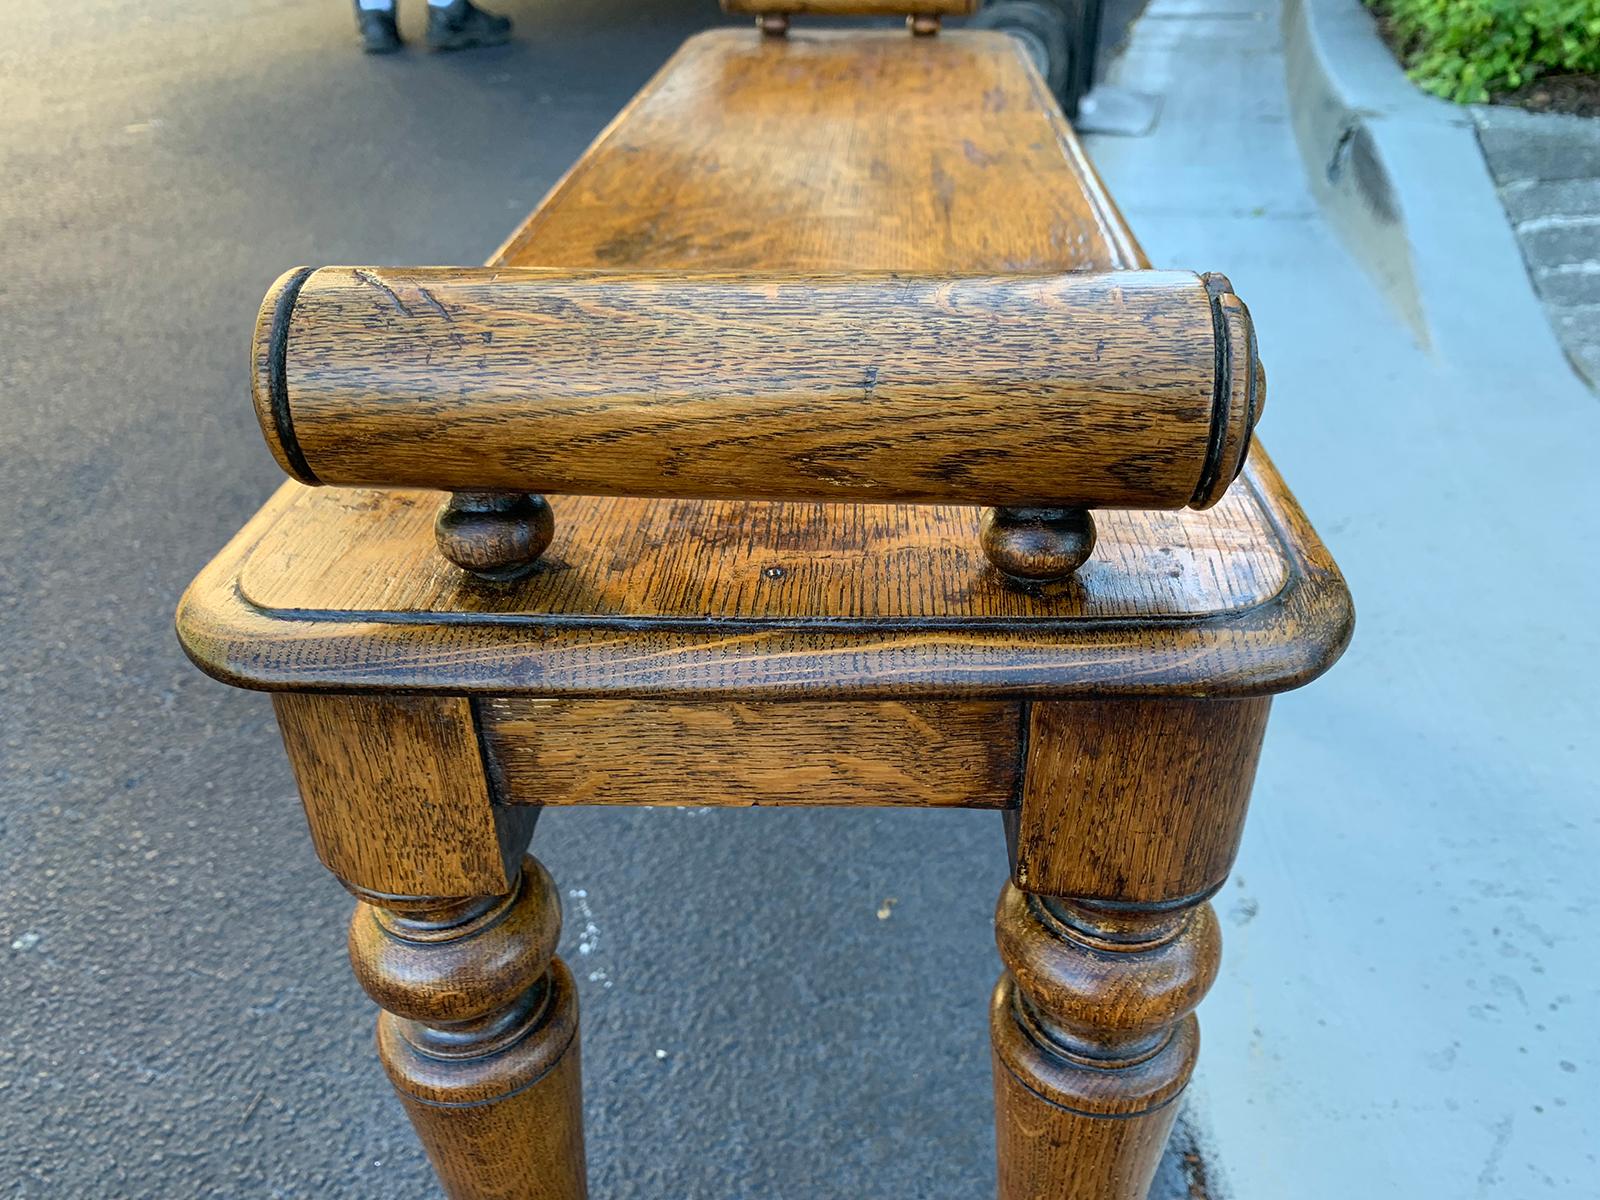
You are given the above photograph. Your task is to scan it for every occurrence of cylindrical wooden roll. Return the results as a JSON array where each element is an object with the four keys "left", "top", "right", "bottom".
[{"left": 252, "top": 266, "right": 1263, "bottom": 511}]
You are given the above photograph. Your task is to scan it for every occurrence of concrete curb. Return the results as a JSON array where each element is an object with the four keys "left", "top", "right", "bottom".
[{"left": 1281, "top": 0, "right": 1572, "bottom": 373}]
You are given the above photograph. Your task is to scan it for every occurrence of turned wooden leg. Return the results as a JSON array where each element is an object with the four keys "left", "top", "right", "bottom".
[
  {"left": 349, "top": 857, "right": 586, "bottom": 1200},
  {"left": 270, "top": 693, "right": 586, "bottom": 1200},
  {"left": 990, "top": 890, "right": 1219, "bottom": 1200},
  {"left": 994, "top": 697, "right": 1271, "bottom": 1200}
]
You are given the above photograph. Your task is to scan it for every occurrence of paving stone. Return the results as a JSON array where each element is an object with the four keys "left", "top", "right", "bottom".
[
  {"left": 1533, "top": 264, "right": 1600, "bottom": 306},
  {"left": 1473, "top": 106, "right": 1600, "bottom": 387},
  {"left": 1549, "top": 305, "right": 1600, "bottom": 386},
  {"left": 1473, "top": 106, "right": 1600, "bottom": 182},
  {"left": 1547, "top": 301, "right": 1600, "bottom": 330},
  {"left": 1517, "top": 217, "right": 1600, "bottom": 271},
  {"left": 1499, "top": 177, "right": 1600, "bottom": 225}
]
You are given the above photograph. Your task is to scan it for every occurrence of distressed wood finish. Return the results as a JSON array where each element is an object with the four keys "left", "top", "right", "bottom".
[
  {"left": 178, "top": 453, "right": 1347, "bottom": 698},
  {"left": 1009, "top": 698, "right": 1273, "bottom": 903},
  {"left": 479, "top": 698, "right": 1021, "bottom": 808},
  {"left": 435, "top": 492, "right": 555, "bottom": 582},
  {"left": 272, "top": 693, "right": 532, "bottom": 902},
  {"left": 256, "top": 267, "right": 1260, "bottom": 511},
  {"left": 175, "top": 26, "right": 1355, "bottom": 1200}
]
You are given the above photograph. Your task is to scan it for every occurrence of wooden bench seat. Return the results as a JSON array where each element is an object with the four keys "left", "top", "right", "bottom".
[{"left": 178, "top": 30, "right": 1349, "bottom": 702}]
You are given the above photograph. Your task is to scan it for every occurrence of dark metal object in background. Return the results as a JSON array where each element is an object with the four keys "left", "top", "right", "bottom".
[{"left": 971, "top": 0, "right": 1104, "bottom": 115}]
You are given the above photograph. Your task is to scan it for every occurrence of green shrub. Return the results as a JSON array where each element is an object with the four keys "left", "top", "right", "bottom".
[{"left": 1368, "top": 0, "right": 1600, "bottom": 103}]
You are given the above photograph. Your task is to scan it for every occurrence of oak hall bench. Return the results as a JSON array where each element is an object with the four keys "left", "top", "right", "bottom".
[{"left": 177, "top": 11, "right": 1352, "bottom": 1199}]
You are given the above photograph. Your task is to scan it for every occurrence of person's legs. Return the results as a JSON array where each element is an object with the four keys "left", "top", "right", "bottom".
[
  {"left": 426, "top": 0, "right": 513, "bottom": 51},
  {"left": 354, "top": 0, "right": 403, "bottom": 54}
]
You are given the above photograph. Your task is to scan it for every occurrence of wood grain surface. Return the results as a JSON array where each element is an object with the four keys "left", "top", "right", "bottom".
[
  {"left": 990, "top": 893, "right": 1218, "bottom": 1198},
  {"left": 272, "top": 693, "right": 528, "bottom": 900},
  {"left": 259, "top": 267, "right": 1257, "bottom": 511},
  {"left": 1009, "top": 697, "right": 1272, "bottom": 903},
  {"left": 494, "top": 31, "right": 1143, "bottom": 274},
  {"left": 177, "top": 28, "right": 1352, "bottom": 699},
  {"left": 169, "top": 27, "right": 1352, "bottom": 1200},
  {"left": 239, "top": 485, "right": 1288, "bottom": 620},
  {"left": 181, "top": 445, "right": 1347, "bottom": 698},
  {"left": 478, "top": 698, "right": 1021, "bottom": 807}
]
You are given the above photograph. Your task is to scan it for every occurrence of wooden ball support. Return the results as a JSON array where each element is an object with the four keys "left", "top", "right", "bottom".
[{"left": 251, "top": 267, "right": 1264, "bottom": 583}]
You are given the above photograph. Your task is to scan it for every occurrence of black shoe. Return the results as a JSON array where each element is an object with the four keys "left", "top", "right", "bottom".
[
  {"left": 354, "top": 5, "right": 403, "bottom": 53},
  {"left": 426, "top": 0, "right": 512, "bottom": 50}
]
